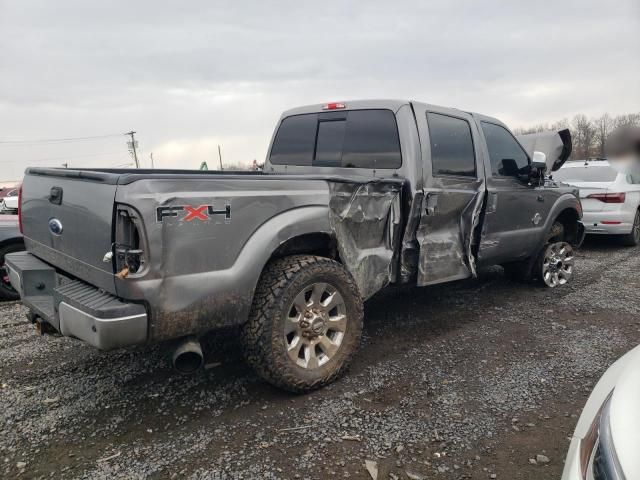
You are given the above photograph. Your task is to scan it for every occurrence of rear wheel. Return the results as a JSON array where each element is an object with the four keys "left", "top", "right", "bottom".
[
  {"left": 0, "top": 243, "right": 23, "bottom": 301},
  {"left": 621, "top": 209, "right": 640, "bottom": 246},
  {"left": 241, "top": 255, "right": 363, "bottom": 392}
]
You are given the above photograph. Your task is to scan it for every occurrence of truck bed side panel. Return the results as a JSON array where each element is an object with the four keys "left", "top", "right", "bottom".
[
  {"left": 114, "top": 177, "right": 404, "bottom": 339},
  {"left": 114, "top": 178, "right": 331, "bottom": 340}
]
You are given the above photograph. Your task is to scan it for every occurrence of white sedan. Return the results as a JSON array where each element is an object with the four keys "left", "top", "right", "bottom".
[
  {"left": 0, "top": 190, "right": 18, "bottom": 213},
  {"left": 562, "top": 344, "right": 640, "bottom": 479},
  {"left": 554, "top": 160, "right": 640, "bottom": 245}
]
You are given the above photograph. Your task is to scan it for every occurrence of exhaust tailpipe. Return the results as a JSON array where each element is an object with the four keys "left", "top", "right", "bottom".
[{"left": 172, "top": 336, "right": 204, "bottom": 374}]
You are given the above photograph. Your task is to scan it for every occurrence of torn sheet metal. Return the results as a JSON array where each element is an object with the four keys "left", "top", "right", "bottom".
[
  {"left": 328, "top": 181, "right": 402, "bottom": 300},
  {"left": 516, "top": 129, "right": 572, "bottom": 172},
  {"left": 399, "top": 191, "right": 423, "bottom": 284},
  {"left": 466, "top": 182, "right": 486, "bottom": 277},
  {"left": 415, "top": 180, "right": 485, "bottom": 286}
]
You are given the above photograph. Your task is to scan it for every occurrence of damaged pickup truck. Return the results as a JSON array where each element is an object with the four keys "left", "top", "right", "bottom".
[{"left": 7, "top": 100, "right": 584, "bottom": 392}]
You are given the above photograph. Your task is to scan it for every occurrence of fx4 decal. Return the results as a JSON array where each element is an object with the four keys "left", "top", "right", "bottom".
[{"left": 156, "top": 204, "right": 231, "bottom": 223}]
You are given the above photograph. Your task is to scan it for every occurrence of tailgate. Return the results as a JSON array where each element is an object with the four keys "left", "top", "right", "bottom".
[{"left": 21, "top": 170, "right": 118, "bottom": 293}]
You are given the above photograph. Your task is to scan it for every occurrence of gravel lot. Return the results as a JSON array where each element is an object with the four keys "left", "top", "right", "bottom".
[{"left": 1, "top": 237, "right": 639, "bottom": 480}]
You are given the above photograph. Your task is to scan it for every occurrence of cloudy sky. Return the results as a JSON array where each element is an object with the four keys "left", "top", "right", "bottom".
[{"left": 1, "top": 0, "right": 639, "bottom": 181}]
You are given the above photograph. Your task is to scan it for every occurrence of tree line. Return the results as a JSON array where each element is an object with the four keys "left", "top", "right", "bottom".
[{"left": 513, "top": 112, "right": 640, "bottom": 160}]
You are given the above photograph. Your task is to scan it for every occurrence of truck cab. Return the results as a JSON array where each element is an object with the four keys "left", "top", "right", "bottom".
[{"left": 265, "top": 100, "right": 583, "bottom": 287}]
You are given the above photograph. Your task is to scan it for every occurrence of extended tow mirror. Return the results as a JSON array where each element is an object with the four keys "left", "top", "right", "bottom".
[
  {"left": 528, "top": 151, "right": 548, "bottom": 186},
  {"left": 531, "top": 151, "right": 547, "bottom": 171}
]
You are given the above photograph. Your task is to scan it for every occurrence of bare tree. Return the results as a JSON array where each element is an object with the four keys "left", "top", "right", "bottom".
[
  {"left": 514, "top": 112, "right": 638, "bottom": 160},
  {"left": 551, "top": 118, "right": 570, "bottom": 131},
  {"left": 594, "top": 113, "right": 614, "bottom": 157},
  {"left": 613, "top": 113, "right": 640, "bottom": 128},
  {"left": 571, "top": 114, "right": 596, "bottom": 159}
]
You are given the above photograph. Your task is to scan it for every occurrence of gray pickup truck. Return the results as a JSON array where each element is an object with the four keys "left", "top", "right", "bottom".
[{"left": 7, "top": 100, "right": 584, "bottom": 391}]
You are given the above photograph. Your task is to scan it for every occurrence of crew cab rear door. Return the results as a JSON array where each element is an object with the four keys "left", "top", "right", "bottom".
[{"left": 412, "top": 104, "right": 486, "bottom": 286}]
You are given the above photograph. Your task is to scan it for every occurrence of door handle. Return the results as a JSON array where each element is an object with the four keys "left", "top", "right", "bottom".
[{"left": 425, "top": 193, "right": 438, "bottom": 215}]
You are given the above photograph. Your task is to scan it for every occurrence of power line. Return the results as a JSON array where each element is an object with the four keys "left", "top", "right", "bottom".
[
  {"left": 0, "top": 133, "right": 125, "bottom": 146},
  {"left": 0, "top": 151, "right": 127, "bottom": 164}
]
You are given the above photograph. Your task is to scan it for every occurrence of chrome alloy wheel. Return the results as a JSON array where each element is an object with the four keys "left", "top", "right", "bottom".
[
  {"left": 284, "top": 282, "right": 347, "bottom": 369},
  {"left": 542, "top": 242, "right": 574, "bottom": 287},
  {"left": 632, "top": 210, "right": 640, "bottom": 243}
]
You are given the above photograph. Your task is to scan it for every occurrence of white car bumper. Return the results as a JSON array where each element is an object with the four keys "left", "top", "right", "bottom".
[{"left": 582, "top": 211, "right": 635, "bottom": 235}]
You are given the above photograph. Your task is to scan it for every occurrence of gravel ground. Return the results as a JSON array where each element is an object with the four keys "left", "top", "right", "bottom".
[{"left": 1, "top": 237, "right": 639, "bottom": 480}]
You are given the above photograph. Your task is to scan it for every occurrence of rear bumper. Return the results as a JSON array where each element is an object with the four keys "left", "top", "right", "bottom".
[
  {"left": 582, "top": 211, "right": 634, "bottom": 235},
  {"left": 5, "top": 251, "right": 147, "bottom": 350}
]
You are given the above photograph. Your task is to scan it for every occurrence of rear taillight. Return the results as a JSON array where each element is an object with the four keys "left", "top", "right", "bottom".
[
  {"left": 587, "top": 192, "right": 626, "bottom": 203},
  {"left": 114, "top": 205, "right": 146, "bottom": 276},
  {"left": 18, "top": 185, "right": 23, "bottom": 234}
]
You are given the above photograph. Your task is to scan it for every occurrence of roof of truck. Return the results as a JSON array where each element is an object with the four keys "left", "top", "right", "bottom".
[{"left": 279, "top": 99, "right": 505, "bottom": 127}]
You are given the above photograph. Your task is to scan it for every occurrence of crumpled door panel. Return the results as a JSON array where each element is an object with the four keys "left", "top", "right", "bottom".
[{"left": 415, "top": 179, "right": 485, "bottom": 286}]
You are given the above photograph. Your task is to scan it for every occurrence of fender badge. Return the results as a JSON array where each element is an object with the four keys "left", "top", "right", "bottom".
[{"left": 532, "top": 213, "right": 542, "bottom": 225}]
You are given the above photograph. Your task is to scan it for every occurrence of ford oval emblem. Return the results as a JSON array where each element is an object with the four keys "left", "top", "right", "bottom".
[{"left": 48, "top": 218, "right": 63, "bottom": 235}]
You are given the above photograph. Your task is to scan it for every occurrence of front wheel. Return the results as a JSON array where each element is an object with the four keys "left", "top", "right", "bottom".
[
  {"left": 241, "top": 255, "right": 364, "bottom": 392},
  {"left": 536, "top": 241, "right": 575, "bottom": 288}
]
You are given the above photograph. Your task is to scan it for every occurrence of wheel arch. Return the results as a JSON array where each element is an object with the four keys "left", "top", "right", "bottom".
[
  {"left": 0, "top": 237, "right": 25, "bottom": 252},
  {"left": 268, "top": 232, "right": 338, "bottom": 263},
  {"left": 542, "top": 194, "right": 584, "bottom": 247},
  {"left": 552, "top": 207, "right": 581, "bottom": 244}
]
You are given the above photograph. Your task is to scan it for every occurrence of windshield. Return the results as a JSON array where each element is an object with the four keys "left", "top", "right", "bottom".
[{"left": 554, "top": 165, "right": 619, "bottom": 183}]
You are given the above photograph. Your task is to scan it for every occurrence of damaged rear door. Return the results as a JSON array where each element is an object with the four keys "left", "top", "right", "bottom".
[{"left": 412, "top": 105, "right": 486, "bottom": 285}]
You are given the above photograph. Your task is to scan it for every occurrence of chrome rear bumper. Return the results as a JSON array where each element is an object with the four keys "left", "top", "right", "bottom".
[{"left": 5, "top": 251, "right": 147, "bottom": 350}]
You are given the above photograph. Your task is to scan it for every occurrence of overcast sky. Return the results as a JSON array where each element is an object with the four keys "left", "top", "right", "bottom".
[{"left": 1, "top": 0, "right": 639, "bottom": 181}]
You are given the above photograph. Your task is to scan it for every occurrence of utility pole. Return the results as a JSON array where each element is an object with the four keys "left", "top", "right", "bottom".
[
  {"left": 125, "top": 131, "right": 140, "bottom": 168},
  {"left": 218, "top": 144, "right": 223, "bottom": 170},
  {"left": 150, "top": 152, "right": 155, "bottom": 169}
]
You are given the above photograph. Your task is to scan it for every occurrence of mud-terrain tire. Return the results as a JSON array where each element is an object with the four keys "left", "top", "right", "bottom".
[
  {"left": 241, "top": 255, "right": 363, "bottom": 393},
  {"left": 620, "top": 209, "right": 640, "bottom": 246},
  {"left": 0, "top": 243, "right": 23, "bottom": 301}
]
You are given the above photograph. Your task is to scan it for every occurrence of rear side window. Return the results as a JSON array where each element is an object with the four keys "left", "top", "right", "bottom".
[
  {"left": 269, "top": 114, "right": 318, "bottom": 166},
  {"left": 481, "top": 122, "right": 530, "bottom": 177},
  {"left": 270, "top": 109, "right": 401, "bottom": 169},
  {"left": 427, "top": 113, "right": 476, "bottom": 177}
]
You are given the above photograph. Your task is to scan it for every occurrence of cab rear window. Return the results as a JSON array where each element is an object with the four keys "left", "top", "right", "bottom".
[{"left": 270, "top": 109, "right": 402, "bottom": 169}]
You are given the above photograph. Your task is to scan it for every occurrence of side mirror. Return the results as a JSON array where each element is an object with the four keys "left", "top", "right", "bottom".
[{"left": 531, "top": 151, "right": 547, "bottom": 171}]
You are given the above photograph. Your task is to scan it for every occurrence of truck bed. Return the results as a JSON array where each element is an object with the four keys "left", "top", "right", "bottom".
[{"left": 18, "top": 167, "right": 405, "bottom": 342}]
